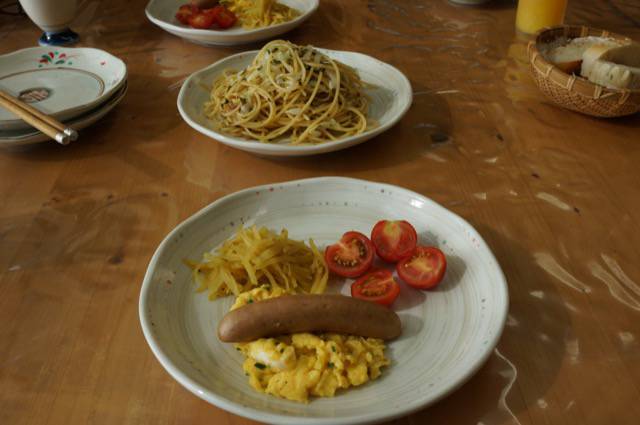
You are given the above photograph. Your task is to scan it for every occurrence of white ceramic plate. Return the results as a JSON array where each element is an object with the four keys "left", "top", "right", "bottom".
[
  {"left": 0, "top": 47, "right": 127, "bottom": 131},
  {"left": 145, "top": 0, "right": 318, "bottom": 46},
  {"left": 139, "top": 177, "right": 508, "bottom": 425},
  {"left": 177, "top": 49, "right": 413, "bottom": 156},
  {"left": 0, "top": 82, "right": 127, "bottom": 148}
]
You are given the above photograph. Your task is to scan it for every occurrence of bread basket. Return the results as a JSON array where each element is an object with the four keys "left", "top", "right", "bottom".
[{"left": 528, "top": 25, "right": 640, "bottom": 118}]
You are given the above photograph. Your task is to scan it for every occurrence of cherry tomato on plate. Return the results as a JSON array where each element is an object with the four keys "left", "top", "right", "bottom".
[
  {"left": 325, "top": 231, "right": 375, "bottom": 278},
  {"left": 370, "top": 220, "right": 417, "bottom": 263},
  {"left": 209, "top": 5, "right": 237, "bottom": 29},
  {"left": 351, "top": 269, "right": 401, "bottom": 306},
  {"left": 188, "top": 10, "right": 216, "bottom": 29},
  {"left": 175, "top": 4, "right": 199, "bottom": 25},
  {"left": 397, "top": 246, "right": 447, "bottom": 289}
]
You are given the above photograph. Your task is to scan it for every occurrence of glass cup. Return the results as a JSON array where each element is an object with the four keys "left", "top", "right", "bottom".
[
  {"left": 18, "top": 0, "right": 79, "bottom": 46},
  {"left": 515, "top": 0, "right": 568, "bottom": 35}
]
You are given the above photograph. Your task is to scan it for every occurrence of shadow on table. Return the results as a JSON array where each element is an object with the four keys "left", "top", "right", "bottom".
[
  {"left": 2, "top": 69, "right": 181, "bottom": 150},
  {"left": 0, "top": 69, "right": 186, "bottom": 186},
  {"left": 448, "top": 0, "right": 516, "bottom": 11},
  {"left": 582, "top": 111, "right": 640, "bottom": 129},
  {"left": 380, "top": 223, "right": 572, "bottom": 424},
  {"left": 264, "top": 82, "right": 454, "bottom": 173}
]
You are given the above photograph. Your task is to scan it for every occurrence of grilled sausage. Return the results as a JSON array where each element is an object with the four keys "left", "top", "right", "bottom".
[{"left": 217, "top": 294, "right": 402, "bottom": 342}]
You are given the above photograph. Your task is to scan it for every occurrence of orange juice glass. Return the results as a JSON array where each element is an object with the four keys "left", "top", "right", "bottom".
[{"left": 515, "top": 0, "right": 568, "bottom": 35}]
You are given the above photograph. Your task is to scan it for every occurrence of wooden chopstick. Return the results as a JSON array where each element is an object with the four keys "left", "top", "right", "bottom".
[{"left": 0, "top": 89, "right": 78, "bottom": 145}]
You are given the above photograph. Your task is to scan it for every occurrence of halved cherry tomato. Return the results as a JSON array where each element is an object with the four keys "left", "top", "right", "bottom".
[
  {"left": 209, "top": 5, "right": 237, "bottom": 29},
  {"left": 351, "top": 269, "right": 401, "bottom": 306},
  {"left": 370, "top": 220, "right": 417, "bottom": 263},
  {"left": 397, "top": 246, "right": 446, "bottom": 289},
  {"left": 175, "top": 4, "right": 199, "bottom": 25},
  {"left": 188, "top": 11, "right": 216, "bottom": 29},
  {"left": 324, "top": 231, "right": 374, "bottom": 278}
]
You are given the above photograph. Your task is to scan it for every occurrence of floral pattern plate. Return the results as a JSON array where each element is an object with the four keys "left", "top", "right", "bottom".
[{"left": 0, "top": 47, "right": 127, "bottom": 131}]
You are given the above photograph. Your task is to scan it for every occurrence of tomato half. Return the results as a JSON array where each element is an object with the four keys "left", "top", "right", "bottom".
[
  {"left": 351, "top": 269, "right": 401, "bottom": 306},
  {"left": 370, "top": 220, "right": 418, "bottom": 262},
  {"left": 209, "top": 5, "right": 237, "bottom": 29},
  {"left": 175, "top": 4, "right": 199, "bottom": 25},
  {"left": 397, "top": 246, "right": 447, "bottom": 289},
  {"left": 188, "top": 11, "right": 216, "bottom": 29},
  {"left": 324, "top": 231, "right": 374, "bottom": 278}
]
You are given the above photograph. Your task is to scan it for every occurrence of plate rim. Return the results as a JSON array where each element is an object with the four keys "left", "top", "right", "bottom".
[
  {"left": 138, "top": 176, "right": 509, "bottom": 425},
  {"left": 145, "top": 0, "right": 319, "bottom": 43},
  {"left": 0, "top": 46, "right": 127, "bottom": 129},
  {"left": 176, "top": 49, "right": 413, "bottom": 156}
]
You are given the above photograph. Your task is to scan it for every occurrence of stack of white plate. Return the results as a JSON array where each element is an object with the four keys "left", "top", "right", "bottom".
[{"left": 0, "top": 47, "right": 127, "bottom": 147}]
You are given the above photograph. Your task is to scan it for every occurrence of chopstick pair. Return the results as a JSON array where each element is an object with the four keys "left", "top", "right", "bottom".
[{"left": 0, "top": 89, "right": 78, "bottom": 145}]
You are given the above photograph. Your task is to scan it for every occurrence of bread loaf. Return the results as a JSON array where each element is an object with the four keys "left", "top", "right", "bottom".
[
  {"left": 545, "top": 36, "right": 623, "bottom": 74},
  {"left": 581, "top": 43, "right": 640, "bottom": 89}
]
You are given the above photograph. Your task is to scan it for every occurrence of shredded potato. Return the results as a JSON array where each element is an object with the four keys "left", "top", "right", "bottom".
[
  {"left": 221, "top": 0, "right": 299, "bottom": 29},
  {"left": 185, "top": 225, "right": 328, "bottom": 299}
]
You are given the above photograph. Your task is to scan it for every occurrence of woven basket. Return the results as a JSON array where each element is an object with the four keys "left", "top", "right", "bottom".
[{"left": 528, "top": 25, "right": 640, "bottom": 118}]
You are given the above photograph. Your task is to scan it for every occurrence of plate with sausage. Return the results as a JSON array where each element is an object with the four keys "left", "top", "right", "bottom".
[{"left": 139, "top": 177, "right": 509, "bottom": 424}]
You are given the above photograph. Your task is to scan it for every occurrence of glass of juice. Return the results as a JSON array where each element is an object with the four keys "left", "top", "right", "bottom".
[{"left": 515, "top": 0, "right": 568, "bottom": 35}]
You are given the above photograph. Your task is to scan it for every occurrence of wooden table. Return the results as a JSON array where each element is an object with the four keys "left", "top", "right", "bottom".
[{"left": 2, "top": 1, "right": 640, "bottom": 424}]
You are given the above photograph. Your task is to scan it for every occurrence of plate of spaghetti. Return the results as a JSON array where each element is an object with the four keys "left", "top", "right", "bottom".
[
  {"left": 145, "top": 0, "right": 318, "bottom": 46},
  {"left": 177, "top": 40, "right": 413, "bottom": 156}
]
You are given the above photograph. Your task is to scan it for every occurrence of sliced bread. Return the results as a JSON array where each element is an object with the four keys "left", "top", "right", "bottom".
[
  {"left": 581, "top": 43, "right": 640, "bottom": 89},
  {"left": 545, "top": 36, "right": 624, "bottom": 74}
]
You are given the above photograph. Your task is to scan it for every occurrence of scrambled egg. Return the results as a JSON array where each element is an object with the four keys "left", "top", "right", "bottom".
[{"left": 231, "top": 286, "right": 390, "bottom": 403}]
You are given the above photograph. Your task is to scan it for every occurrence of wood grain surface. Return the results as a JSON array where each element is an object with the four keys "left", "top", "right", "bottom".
[{"left": 1, "top": 1, "right": 640, "bottom": 424}]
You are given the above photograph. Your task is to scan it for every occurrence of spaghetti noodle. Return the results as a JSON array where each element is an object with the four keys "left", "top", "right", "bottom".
[{"left": 204, "top": 40, "right": 370, "bottom": 144}]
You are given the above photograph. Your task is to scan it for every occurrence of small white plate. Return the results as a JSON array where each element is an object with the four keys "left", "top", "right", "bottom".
[
  {"left": 0, "top": 47, "right": 127, "bottom": 131},
  {"left": 139, "top": 177, "right": 508, "bottom": 425},
  {"left": 145, "top": 0, "right": 319, "bottom": 46},
  {"left": 0, "top": 82, "right": 127, "bottom": 148},
  {"left": 177, "top": 49, "right": 413, "bottom": 156}
]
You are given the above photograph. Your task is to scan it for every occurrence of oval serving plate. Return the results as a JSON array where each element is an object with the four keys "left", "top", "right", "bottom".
[
  {"left": 139, "top": 177, "right": 508, "bottom": 425},
  {"left": 145, "top": 0, "right": 319, "bottom": 46},
  {"left": 177, "top": 49, "right": 413, "bottom": 156},
  {"left": 0, "top": 47, "right": 127, "bottom": 131}
]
